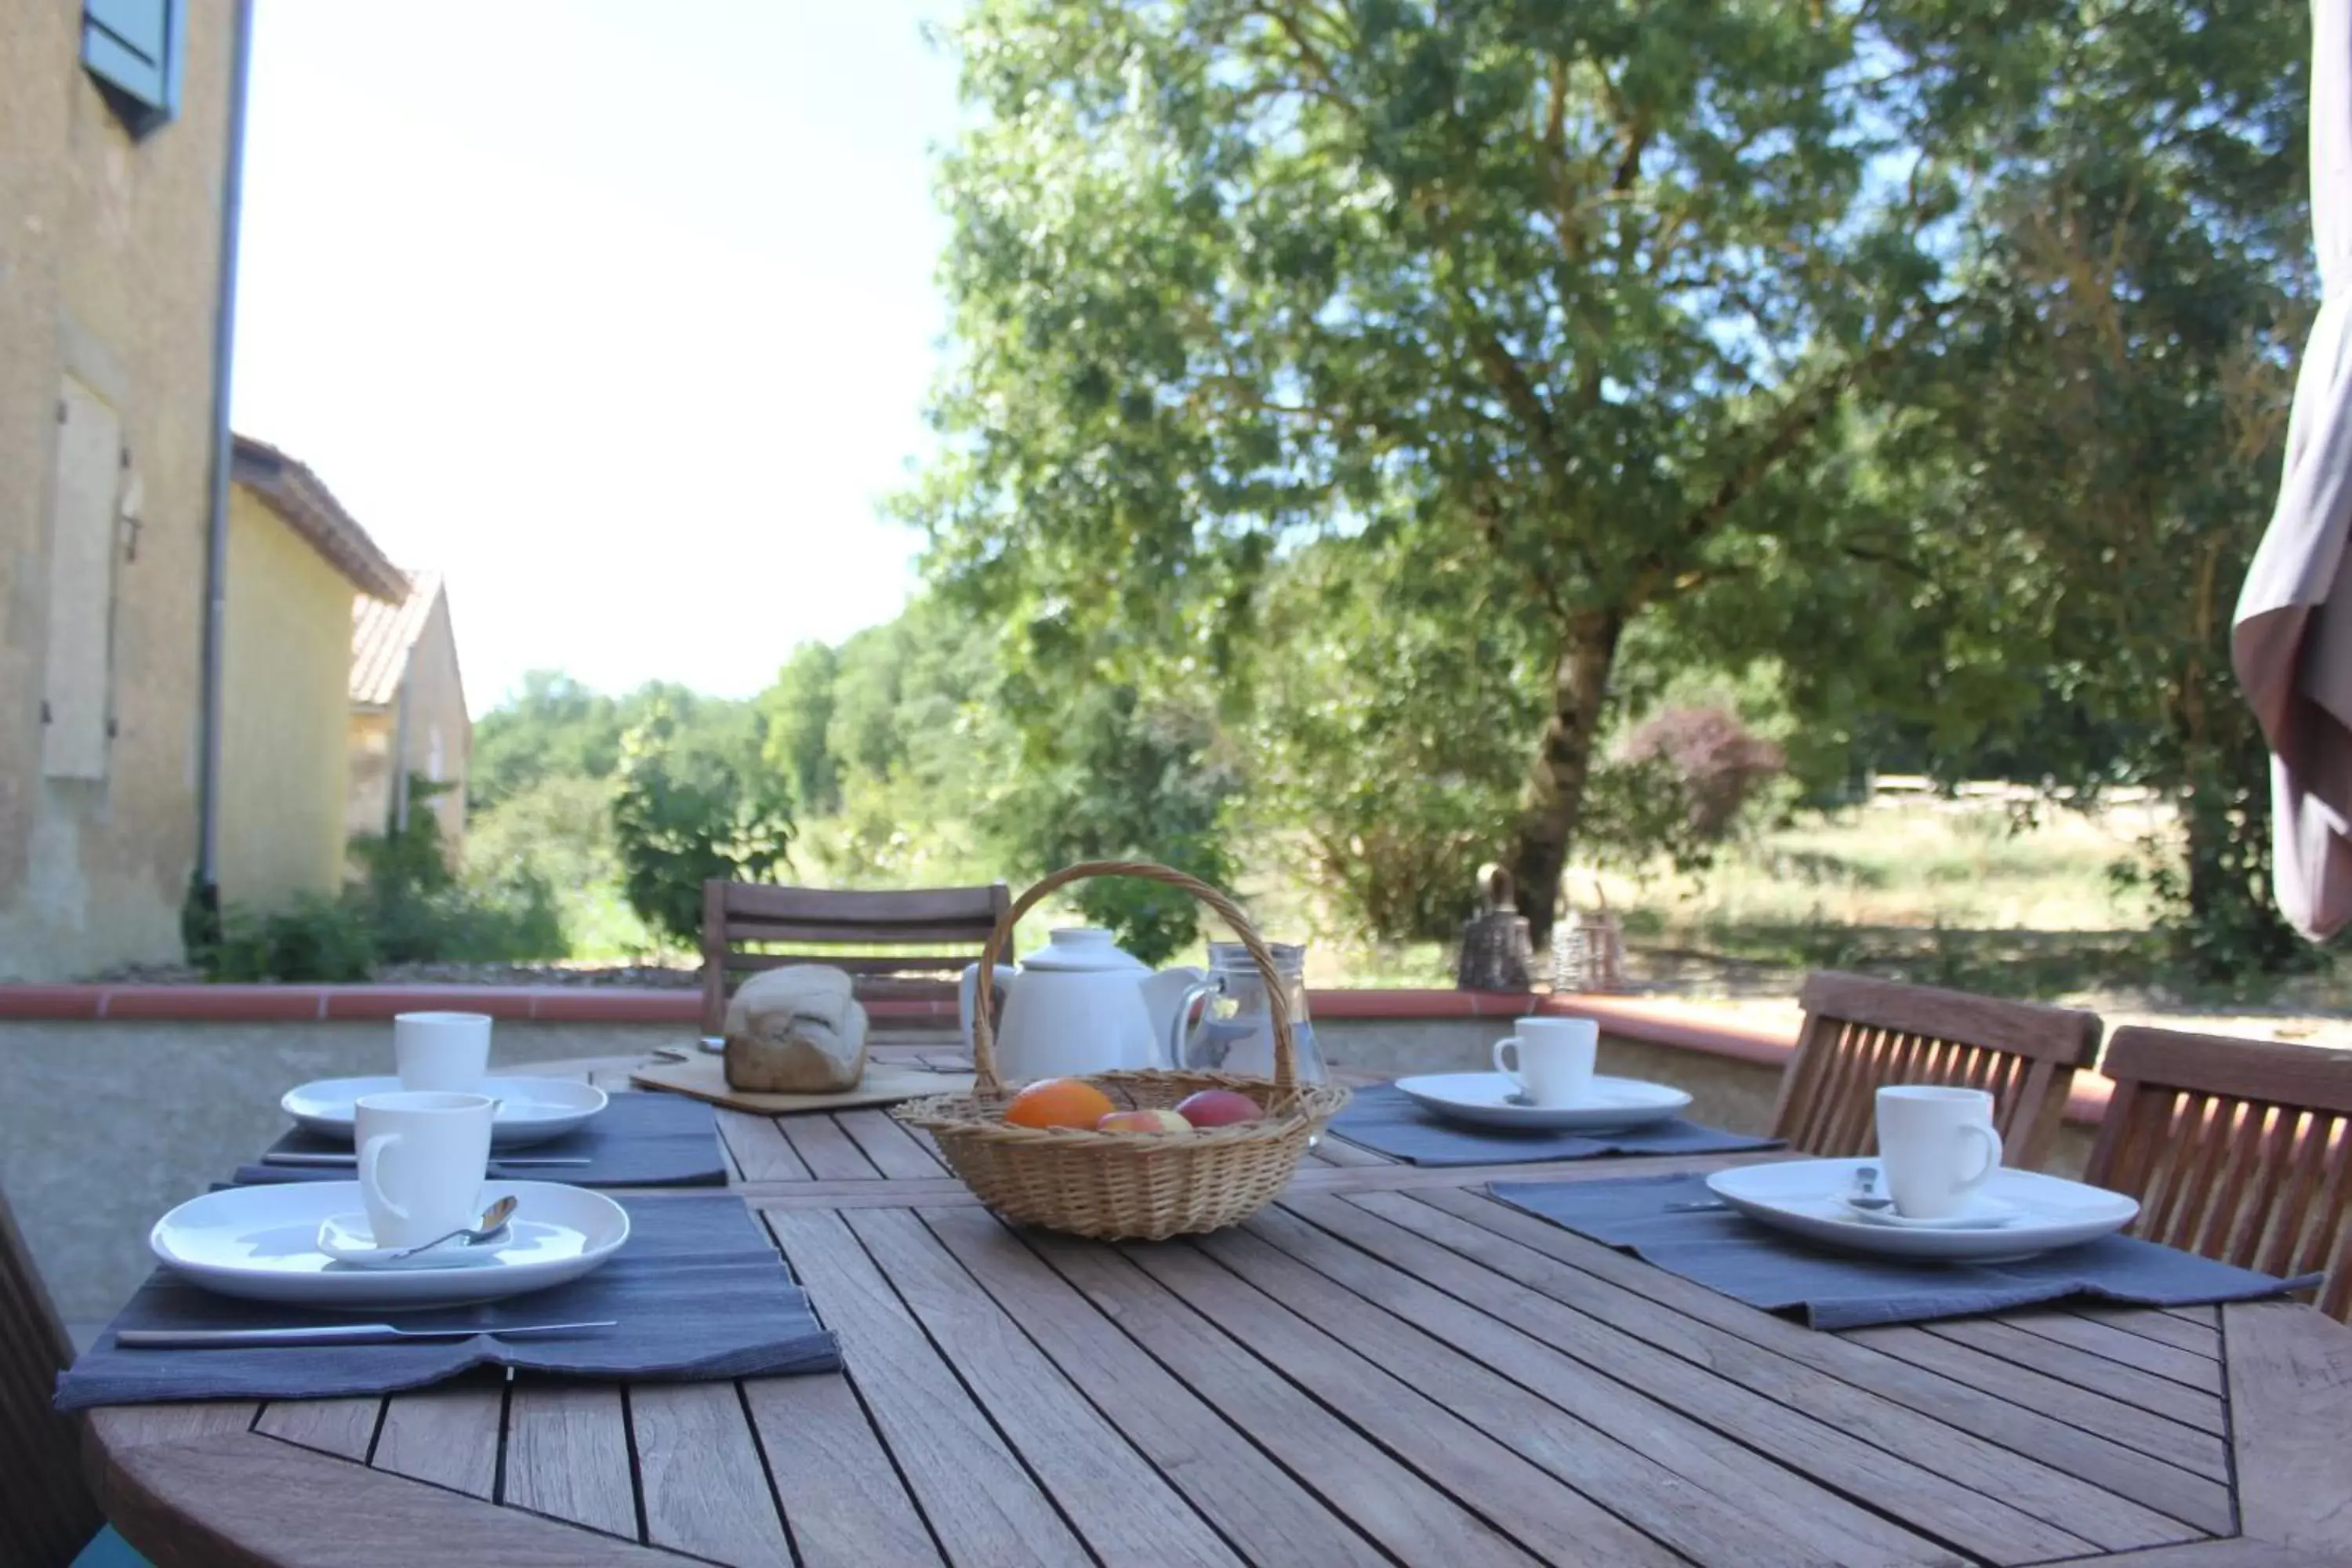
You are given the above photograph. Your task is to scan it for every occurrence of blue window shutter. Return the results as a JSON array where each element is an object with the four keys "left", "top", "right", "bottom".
[{"left": 82, "top": 0, "right": 183, "bottom": 133}]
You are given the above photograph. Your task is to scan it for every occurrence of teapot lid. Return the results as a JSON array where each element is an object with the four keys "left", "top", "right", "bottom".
[{"left": 1021, "top": 927, "right": 1149, "bottom": 973}]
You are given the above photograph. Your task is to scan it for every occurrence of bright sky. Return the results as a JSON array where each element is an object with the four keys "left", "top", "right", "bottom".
[{"left": 232, "top": 2, "right": 965, "bottom": 717}]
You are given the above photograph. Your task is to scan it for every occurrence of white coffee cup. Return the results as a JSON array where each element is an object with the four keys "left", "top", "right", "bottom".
[
  {"left": 354, "top": 1091, "right": 494, "bottom": 1249},
  {"left": 1492, "top": 1016, "right": 1599, "bottom": 1107},
  {"left": 1875, "top": 1085, "right": 2004, "bottom": 1218},
  {"left": 394, "top": 1011, "right": 492, "bottom": 1093}
]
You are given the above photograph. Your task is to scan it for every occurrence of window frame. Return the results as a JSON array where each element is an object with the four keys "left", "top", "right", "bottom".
[{"left": 81, "top": 0, "right": 187, "bottom": 136}]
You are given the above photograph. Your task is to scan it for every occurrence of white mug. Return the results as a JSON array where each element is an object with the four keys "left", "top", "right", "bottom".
[
  {"left": 1875, "top": 1085, "right": 2004, "bottom": 1218},
  {"left": 394, "top": 1011, "right": 492, "bottom": 1093},
  {"left": 354, "top": 1091, "right": 494, "bottom": 1248},
  {"left": 1492, "top": 1016, "right": 1599, "bottom": 1108}
]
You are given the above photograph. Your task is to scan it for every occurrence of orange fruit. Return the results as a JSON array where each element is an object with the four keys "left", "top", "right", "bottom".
[{"left": 1004, "top": 1076, "right": 1116, "bottom": 1130}]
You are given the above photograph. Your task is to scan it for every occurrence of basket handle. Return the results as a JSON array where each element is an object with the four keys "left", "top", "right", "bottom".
[{"left": 969, "top": 860, "right": 1294, "bottom": 1097}]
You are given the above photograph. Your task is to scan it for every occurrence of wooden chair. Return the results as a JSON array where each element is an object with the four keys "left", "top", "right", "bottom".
[
  {"left": 1771, "top": 971, "right": 2102, "bottom": 1171},
  {"left": 2088, "top": 1025, "right": 2352, "bottom": 1319},
  {"left": 2, "top": 1185, "right": 105, "bottom": 1566},
  {"left": 699, "top": 880, "right": 1012, "bottom": 1036}
]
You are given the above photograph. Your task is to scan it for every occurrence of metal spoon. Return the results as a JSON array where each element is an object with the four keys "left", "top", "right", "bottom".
[
  {"left": 1848, "top": 1165, "right": 1896, "bottom": 1211},
  {"left": 379, "top": 1195, "right": 519, "bottom": 1264}
]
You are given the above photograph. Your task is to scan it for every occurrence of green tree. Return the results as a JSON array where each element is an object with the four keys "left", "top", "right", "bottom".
[
  {"left": 908, "top": 0, "right": 1953, "bottom": 939},
  {"left": 762, "top": 643, "right": 844, "bottom": 816},
  {"left": 609, "top": 700, "right": 797, "bottom": 946},
  {"left": 1890, "top": 0, "right": 2311, "bottom": 977},
  {"left": 469, "top": 671, "right": 623, "bottom": 812},
  {"left": 470, "top": 673, "right": 718, "bottom": 813},
  {"left": 986, "top": 682, "right": 1240, "bottom": 964},
  {"left": 1244, "top": 540, "right": 1540, "bottom": 939}
]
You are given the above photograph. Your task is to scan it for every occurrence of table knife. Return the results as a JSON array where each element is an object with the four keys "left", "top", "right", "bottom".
[
  {"left": 116, "top": 1319, "right": 616, "bottom": 1348},
  {"left": 261, "top": 1151, "right": 591, "bottom": 1167}
]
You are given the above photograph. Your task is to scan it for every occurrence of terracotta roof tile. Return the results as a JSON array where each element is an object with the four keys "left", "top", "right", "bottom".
[
  {"left": 230, "top": 434, "right": 408, "bottom": 601},
  {"left": 351, "top": 570, "right": 442, "bottom": 708}
]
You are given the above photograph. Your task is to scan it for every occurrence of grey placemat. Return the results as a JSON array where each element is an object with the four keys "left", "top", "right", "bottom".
[
  {"left": 55, "top": 1196, "right": 837, "bottom": 1410},
  {"left": 235, "top": 1089, "right": 728, "bottom": 1188},
  {"left": 1490, "top": 1171, "right": 2323, "bottom": 1330},
  {"left": 1329, "top": 1083, "right": 1781, "bottom": 1167}
]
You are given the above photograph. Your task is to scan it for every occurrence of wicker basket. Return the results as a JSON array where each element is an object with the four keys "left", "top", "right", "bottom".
[{"left": 892, "top": 860, "right": 1351, "bottom": 1240}]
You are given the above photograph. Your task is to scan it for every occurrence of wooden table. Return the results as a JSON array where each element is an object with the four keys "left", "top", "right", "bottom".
[{"left": 80, "top": 1050, "right": 2352, "bottom": 1566}]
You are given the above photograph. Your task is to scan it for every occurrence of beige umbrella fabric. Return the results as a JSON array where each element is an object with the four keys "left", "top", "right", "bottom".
[{"left": 2234, "top": 0, "right": 2352, "bottom": 941}]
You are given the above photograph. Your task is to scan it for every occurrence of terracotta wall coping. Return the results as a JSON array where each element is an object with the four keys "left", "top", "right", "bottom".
[{"left": 0, "top": 982, "right": 2111, "bottom": 1123}]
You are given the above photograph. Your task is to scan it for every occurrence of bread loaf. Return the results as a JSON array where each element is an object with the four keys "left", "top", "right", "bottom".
[{"left": 723, "top": 964, "right": 869, "bottom": 1093}]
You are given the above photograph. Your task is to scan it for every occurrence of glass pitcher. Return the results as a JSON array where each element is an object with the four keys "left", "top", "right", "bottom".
[{"left": 1171, "top": 941, "right": 1326, "bottom": 1084}]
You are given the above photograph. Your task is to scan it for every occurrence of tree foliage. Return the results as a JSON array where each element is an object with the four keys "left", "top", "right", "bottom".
[
  {"left": 1884, "top": 0, "right": 2311, "bottom": 977},
  {"left": 609, "top": 700, "right": 797, "bottom": 946},
  {"left": 910, "top": 0, "right": 1961, "bottom": 939},
  {"left": 904, "top": 0, "right": 2321, "bottom": 965}
]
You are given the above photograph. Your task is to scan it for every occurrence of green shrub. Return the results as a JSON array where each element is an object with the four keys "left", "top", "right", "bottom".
[
  {"left": 208, "top": 894, "right": 376, "bottom": 982},
  {"left": 199, "top": 775, "right": 568, "bottom": 982},
  {"left": 611, "top": 701, "right": 795, "bottom": 947}
]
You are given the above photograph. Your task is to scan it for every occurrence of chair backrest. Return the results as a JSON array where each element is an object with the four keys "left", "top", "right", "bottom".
[
  {"left": 0, "top": 1185, "right": 102, "bottom": 1566},
  {"left": 1772, "top": 971, "right": 2102, "bottom": 1171},
  {"left": 2087, "top": 1025, "right": 2352, "bottom": 1319},
  {"left": 699, "top": 880, "right": 1012, "bottom": 1036}
]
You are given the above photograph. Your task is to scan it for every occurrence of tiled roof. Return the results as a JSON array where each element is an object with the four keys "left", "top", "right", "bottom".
[
  {"left": 230, "top": 434, "right": 408, "bottom": 601},
  {"left": 351, "top": 569, "right": 442, "bottom": 708}
]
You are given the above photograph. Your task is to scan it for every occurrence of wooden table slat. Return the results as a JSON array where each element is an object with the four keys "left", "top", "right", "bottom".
[
  {"left": 2224, "top": 1298, "right": 2352, "bottom": 1555},
  {"left": 107, "top": 1430, "right": 672, "bottom": 1566},
  {"left": 767, "top": 1208, "right": 1094, "bottom": 1566},
  {"left": 630, "top": 1380, "right": 793, "bottom": 1566},
  {"left": 1244, "top": 1201, "right": 1976, "bottom": 1564},
  {"left": 253, "top": 1396, "right": 380, "bottom": 1462},
  {"left": 780, "top": 1115, "right": 887, "bottom": 1181},
  {"left": 1396, "top": 1182, "right": 2235, "bottom": 1519},
  {"left": 1841, "top": 1323, "right": 2231, "bottom": 1486},
  {"left": 371, "top": 1377, "right": 504, "bottom": 1500},
  {"left": 1920, "top": 1319, "right": 2227, "bottom": 1434},
  {"left": 1203, "top": 1215, "right": 1953, "bottom": 1568},
  {"left": 1117, "top": 1235, "right": 1683, "bottom": 1566},
  {"left": 1996, "top": 1310, "right": 2228, "bottom": 1393},
  {"left": 1025, "top": 1228, "right": 1548, "bottom": 1568},
  {"left": 847, "top": 1207, "right": 1242, "bottom": 1566},
  {"left": 920, "top": 1204, "right": 1388, "bottom": 1568},
  {"left": 741, "top": 1359, "right": 945, "bottom": 1567},
  {"left": 2090, "top": 1542, "right": 2352, "bottom": 1566},
  {"left": 717, "top": 1109, "right": 812, "bottom": 1182},
  {"left": 1308, "top": 1134, "right": 1392, "bottom": 1167},
  {"left": 85, "top": 1401, "right": 260, "bottom": 1450},
  {"left": 833, "top": 1107, "right": 949, "bottom": 1178},
  {"left": 503, "top": 1381, "right": 638, "bottom": 1544},
  {"left": 2070, "top": 1304, "right": 2224, "bottom": 1360},
  {"left": 1374, "top": 1187, "right": 2194, "bottom": 1558}
]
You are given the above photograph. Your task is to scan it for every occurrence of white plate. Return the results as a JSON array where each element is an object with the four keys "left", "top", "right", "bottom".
[
  {"left": 151, "top": 1181, "right": 628, "bottom": 1308},
  {"left": 314, "top": 1212, "right": 513, "bottom": 1270},
  {"left": 281, "top": 1076, "right": 608, "bottom": 1148},
  {"left": 1839, "top": 1192, "right": 2021, "bottom": 1230},
  {"left": 1706, "top": 1159, "right": 2139, "bottom": 1262},
  {"left": 1394, "top": 1073, "right": 1693, "bottom": 1132}
]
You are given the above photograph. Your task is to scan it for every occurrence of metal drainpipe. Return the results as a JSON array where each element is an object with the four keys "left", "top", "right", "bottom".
[
  {"left": 392, "top": 669, "right": 412, "bottom": 833},
  {"left": 192, "top": 0, "right": 256, "bottom": 940}
]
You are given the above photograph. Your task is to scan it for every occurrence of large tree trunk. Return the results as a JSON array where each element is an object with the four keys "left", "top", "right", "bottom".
[{"left": 1510, "top": 611, "right": 1625, "bottom": 948}]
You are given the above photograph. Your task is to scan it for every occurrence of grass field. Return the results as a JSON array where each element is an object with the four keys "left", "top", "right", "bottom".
[
  {"left": 1290, "top": 790, "right": 2352, "bottom": 1038},
  {"left": 542, "top": 787, "right": 2351, "bottom": 1039}
]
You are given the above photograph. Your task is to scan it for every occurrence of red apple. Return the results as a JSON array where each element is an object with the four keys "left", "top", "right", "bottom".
[
  {"left": 1096, "top": 1109, "right": 1193, "bottom": 1134},
  {"left": 1174, "top": 1089, "right": 1265, "bottom": 1128}
]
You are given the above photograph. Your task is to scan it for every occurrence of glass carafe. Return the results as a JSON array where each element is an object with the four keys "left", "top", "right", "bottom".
[{"left": 1174, "top": 941, "right": 1325, "bottom": 1084}]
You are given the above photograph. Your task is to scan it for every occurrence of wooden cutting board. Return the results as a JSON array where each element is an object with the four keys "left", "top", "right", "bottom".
[{"left": 630, "top": 1049, "right": 976, "bottom": 1113}]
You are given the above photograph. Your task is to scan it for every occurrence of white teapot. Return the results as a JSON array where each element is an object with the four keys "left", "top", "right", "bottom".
[{"left": 960, "top": 927, "right": 1205, "bottom": 1083}]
